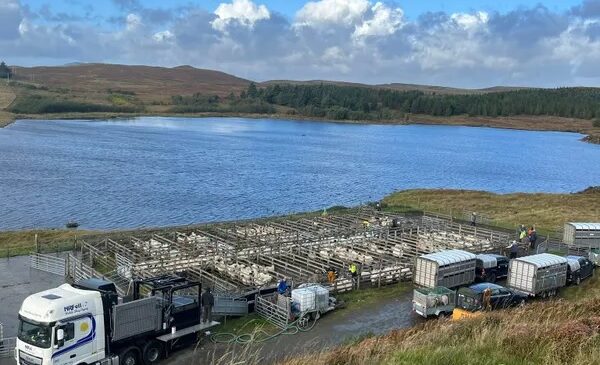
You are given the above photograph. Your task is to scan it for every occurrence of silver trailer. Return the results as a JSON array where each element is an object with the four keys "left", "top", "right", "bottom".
[
  {"left": 414, "top": 250, "right": 477, "bottom": 289},
  {"left": 412, "top": 286, "right": 455, "bottom": 318},
  {"left": 507, "top": 253, "right": 568, "bottom": 297},
  {"left": 563, "top": 223, "right": 600, "bottom": 247}
]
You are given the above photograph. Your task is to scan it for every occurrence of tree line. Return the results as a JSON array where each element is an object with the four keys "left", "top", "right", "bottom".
[{"left": 228, "top": 83, "right": 600, "bottom": 121}]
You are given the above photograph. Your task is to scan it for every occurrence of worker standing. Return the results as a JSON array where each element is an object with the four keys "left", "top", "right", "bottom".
[
  {"left": 327, "top": 266, "right": 336, "bottom": 284},
  {"left": 349, "top": 263, "right": 358, "bottom": 289},
  {"left": 201, "top": 287, "right": 214, "bottom": 324},
  {"left": 529, "top": 227, "right": 538, "bottom": 252},
  {"left": 519, "top": 225, "right": 527, "bottom": 242},
  {"left": 507, "top": 240, "right": 519, "bottom": 259},
  {"left": 278, "top": 278, "right": 289, "bottom": 296},
  {"left": 471, "top": 212, "right": 477, "bottom": 226},
  {"left": 482, "top": 287, "right": 492, "bottom": 311}
]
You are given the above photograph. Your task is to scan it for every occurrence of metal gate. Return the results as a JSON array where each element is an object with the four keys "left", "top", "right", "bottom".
[
  {"left": 30, "top": 252, "right": 66, "bottom": 276},
  {"left": 115, "top": 253, "right": 133, "bottom": 280},
  {"left": 213, "top": 295, "right": 248, "bottom": 316},
  {"left": 0, "top": 323, "right": 16, "bottom": 359},
  {"left": 255, "top": 294, "right": 290, "bottom": 329}
]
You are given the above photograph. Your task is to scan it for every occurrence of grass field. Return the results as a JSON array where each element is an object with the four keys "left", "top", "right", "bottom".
[
  {"left": 383, "top": 188, "right": 600, "bottom": 233},
  {"left": 0, "top": 229, "right": 95, "bottom": 257}
]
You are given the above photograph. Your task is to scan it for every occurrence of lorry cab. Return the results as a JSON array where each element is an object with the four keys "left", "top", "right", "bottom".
[
  {"left": 16, "top": 283, "right": 106, "bottom": 365},
  {"left": 566, "top": 255, "right": 595, "bottom": 285},
  {"left": 475, "top": 254, "right": 509, "bottom": 282},
  {"left": 452, "top": 283, "right": 526, "bottom": 320}
]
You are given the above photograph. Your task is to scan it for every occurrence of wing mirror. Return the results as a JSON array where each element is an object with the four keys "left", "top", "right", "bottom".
[{"left": 54, "top": 328, "right": 65, "bottom": 349}]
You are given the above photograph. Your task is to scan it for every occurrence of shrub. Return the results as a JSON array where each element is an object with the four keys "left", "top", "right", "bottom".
[
  {"left": 9, "top": 94, "right": 142, "bottom": 114},
  {"left": 593, "top": 118, "right": 600, "bottom": 128}
]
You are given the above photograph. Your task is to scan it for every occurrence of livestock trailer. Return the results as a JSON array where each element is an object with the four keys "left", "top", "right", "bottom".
[
  {"left": 412, "top": 286, "right": 455, "bottom": 318},
  {"left": 414, "top": 250, "right": 477, "bottom": 289},
  {"left": 563, "top": 223, "right": 600, "bottom": 247},
  {"left": 506, "top": 253, "right": 568, "bottom": 297}
]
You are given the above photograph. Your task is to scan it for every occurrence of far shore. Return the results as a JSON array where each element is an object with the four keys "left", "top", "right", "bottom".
[{"left": 1, "top": 111, "right": 599, "bottom": 144}]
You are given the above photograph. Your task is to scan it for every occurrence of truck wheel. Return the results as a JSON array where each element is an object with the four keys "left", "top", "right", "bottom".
[
  {"left": 142, "top": 341, "right": 163, "bottom": 365},
  {"left": 488, "top": 273, "right": 497, "bottom": 283},
  {"left": 120, "top": 347, "right": 139, "bottom": 365},
  {"left": 437, "top": 312, "right": 447, "bottom": 319}
]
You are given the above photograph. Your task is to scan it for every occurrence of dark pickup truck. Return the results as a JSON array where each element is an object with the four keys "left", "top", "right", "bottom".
[
  {"left": 566, "top": 255, "right": 595, "bottom": 285},
  {"left": 475, "top": 254, "right": 509, "bottom": 282}
]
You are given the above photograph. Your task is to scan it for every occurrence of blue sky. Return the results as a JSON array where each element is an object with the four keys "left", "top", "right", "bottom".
[
  {"left": 22, "top": 0, "right": 579, "bottom": 21},
  {"left": 2, "top": 0, "right": 600, "bottom": 87}
]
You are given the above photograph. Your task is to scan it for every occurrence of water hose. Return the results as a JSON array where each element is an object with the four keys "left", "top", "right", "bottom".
[{"left": 210, "top": 315, "right": 318, "bottom": 344}]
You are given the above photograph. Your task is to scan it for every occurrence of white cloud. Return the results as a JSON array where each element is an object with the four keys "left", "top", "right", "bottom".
[
  {"left": 451, "top": 11, "right": 489, "bottom": 31},
  {"left": 353, "top": 2, "right": 404, "bottom": 39},
  {"left": 153, "top": 30, "right": 174, "bottom": 42},
  {"left": 125, "top": 13, "right": 142, "bottom": 31},
  {"left": 212, "top": 0, "right": 270, "bottom": 32},
  {"left": 295, "top": 0, "right": 369, "bottom": 27},
  {"left": 18, "top": 20, "right": 29, "bottom": 36},
  {"left": 3, "top": 1, "right": 600, "bottom": 87}
]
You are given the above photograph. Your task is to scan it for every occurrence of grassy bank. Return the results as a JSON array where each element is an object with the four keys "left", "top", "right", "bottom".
[
  {"left": 0, "top": 229, "right": 95, "bottom": 257},
  {"left": 383, "top": 188, "right": 600, "bottom": 233},
  {"left": 282, "top": 287, "right": 600, "bottom": 365},
  {"left": 282, "top": 270, "right": 600, "bottom": 365}
]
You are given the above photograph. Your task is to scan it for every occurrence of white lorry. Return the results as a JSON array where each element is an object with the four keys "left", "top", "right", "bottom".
[{"left": 15, "top": 276, "right": 218, "bottom": 365}]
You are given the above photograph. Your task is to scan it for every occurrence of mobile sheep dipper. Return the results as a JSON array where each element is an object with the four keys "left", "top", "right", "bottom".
[{"left": 15, "top": 275, "right": 218, "bottom": 365}]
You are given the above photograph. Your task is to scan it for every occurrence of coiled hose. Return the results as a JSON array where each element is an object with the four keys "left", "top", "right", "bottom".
[{"left": 210, "top": 315, "right": 319, "bottom": 344}]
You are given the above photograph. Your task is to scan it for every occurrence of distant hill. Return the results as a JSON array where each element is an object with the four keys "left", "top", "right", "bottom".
[
  {"left": 12, "top": 63, "right": 251, "bottom": 101},
  {"left": 262, "top": 80, "right": 529, "bottom": 95},
  {"left": 9, "top": 63, "right": 531, "bottom": 101}
]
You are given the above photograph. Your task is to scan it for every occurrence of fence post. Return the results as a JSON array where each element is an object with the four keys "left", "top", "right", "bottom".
[{"left": 35, "top": 234, "right": 39, "bottom": 253}]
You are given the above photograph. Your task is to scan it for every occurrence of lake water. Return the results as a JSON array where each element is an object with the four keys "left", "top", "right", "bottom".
[{"left": 0, "top": 117, "right": 599, "bottom": 230}]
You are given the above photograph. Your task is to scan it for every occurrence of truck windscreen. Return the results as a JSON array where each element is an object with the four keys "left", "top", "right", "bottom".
[{"left": 18, "top": 318, "right": 52, "bottom": 349}]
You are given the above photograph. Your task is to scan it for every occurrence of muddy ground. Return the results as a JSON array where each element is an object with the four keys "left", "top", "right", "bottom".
[{"left": 169, "top": 289, "right": 423, "bottom": 365}]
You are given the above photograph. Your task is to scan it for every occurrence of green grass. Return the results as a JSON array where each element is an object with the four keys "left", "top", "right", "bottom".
[
  {"left": 0, "top": 229, "right": 96, "bottom": 258},
  {"left": 10, "top": 94, "right": 142, "bottom": 114},
  {"left": 382, "top": 188, "right": 600, "bottom": 234},
  {"left": 560, "top": 271, "right": 600, "bottom": 300},
  {"left": 336, "top": 282, "right": 411, "bottom": 311}
]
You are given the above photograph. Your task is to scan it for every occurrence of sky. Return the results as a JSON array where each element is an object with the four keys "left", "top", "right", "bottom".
[{"left": 2, "top": 0, "right": 600, "bottom": 88}]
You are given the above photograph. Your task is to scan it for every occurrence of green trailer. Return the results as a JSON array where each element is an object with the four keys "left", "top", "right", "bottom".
[{"left": 412, "top": 286, "right": 455, "bottom": 318}]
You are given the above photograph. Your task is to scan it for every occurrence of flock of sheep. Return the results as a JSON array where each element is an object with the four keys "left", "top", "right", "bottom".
[{"left": 116, "top": 216, "right": 495, "bottom": 293}]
